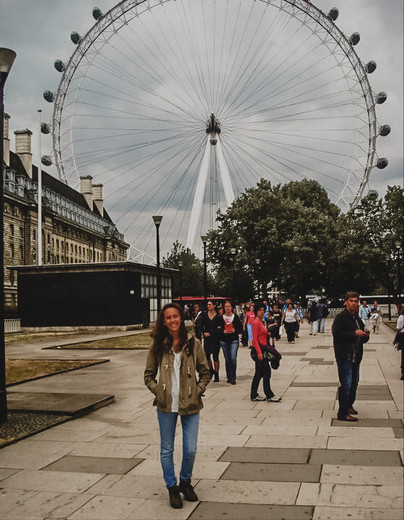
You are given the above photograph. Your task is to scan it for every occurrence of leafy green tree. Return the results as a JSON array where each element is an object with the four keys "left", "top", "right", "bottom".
[
  {"left": 162, "top": 241, "right": 205, "bottom": 297},
  {"left": 207, "top": 179, "right": 340, "bottom": 301},
  {"left": 330, "top": 186, "right": 404, "bottom": 298}
]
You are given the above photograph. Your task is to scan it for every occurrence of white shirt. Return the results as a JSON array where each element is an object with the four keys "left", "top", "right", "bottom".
[
  {"left": 284, "top": 310, "right": 296, "bottom": 323},
  {"left": 171, "top": 351, "right": 182, "bottom": 413},
  {"left": 397, "top": 314, "right": 404, "bottom": 331}
]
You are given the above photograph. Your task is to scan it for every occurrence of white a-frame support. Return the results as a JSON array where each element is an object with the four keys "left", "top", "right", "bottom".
[{"left": 186, "top": 133, "right": 234, "bottom": 250}]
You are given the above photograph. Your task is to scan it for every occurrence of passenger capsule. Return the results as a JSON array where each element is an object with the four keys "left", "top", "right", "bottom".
[
  {"left": 376, "top": 91, "right": 387, "bottom": 104},
  {"left": 54, "top": 59, "right": 65, "bottom": 73},
  {"left": 349, "top": 32, "right": 360, "bottom": 46},
  {"left": 41, "top": 123, "right": 50, "bottom": 134},
  {"left": 92, "top": 7, "right": 103, "bottom": 20},
  {"left": 368, "top": 190, "right": 378, "bottom": 198},
  {"left": 70, "top": 31, "right": 81, "bottom": 45},
  {"left": 328, "top": 8, "right": 339, "bottom": 21},
  {"left": 43, "top": 90, "right": 54, "bottom": 103},
  {"left": 379, "top": 124, "right": 391, "bottom": 137},
  {"left": 41, "top": 155, "right": 52, "bottom": 166},
  {"left": 376, "top": 158, "right": 388, "bottom": 169},
  {"left": 365, "top": 60, "right": 377, "bottom": 73}
]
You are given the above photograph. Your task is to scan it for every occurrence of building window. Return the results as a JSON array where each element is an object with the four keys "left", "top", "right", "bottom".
[
  {"left": 10, "top": 224, "right": 14, "bottom": 236},
  {"left": 10, "top": 243, "right": 14, "bottom": 258}
]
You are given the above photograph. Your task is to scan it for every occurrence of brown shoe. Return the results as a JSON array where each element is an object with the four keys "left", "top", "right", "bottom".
[
  {"left": 339, "top": 414, "right": 358, "bottom": 422},
  {"left": 168, "top": 485, "right": 183, "bottom": 508},
  {"left": 179, "top": 480, "right": 198, "bottom": 502},
  {"left": 349, "top": 407, "right": 358, "bottom": 415}
]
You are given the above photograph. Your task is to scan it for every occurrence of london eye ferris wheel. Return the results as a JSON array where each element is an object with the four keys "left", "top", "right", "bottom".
[{"left": 43, "top": 0, "right": 390, "bottom": 258}]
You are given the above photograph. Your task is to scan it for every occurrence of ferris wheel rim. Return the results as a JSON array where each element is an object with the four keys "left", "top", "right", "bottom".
[{"left": 50, "top": 0, "right": 380, "bottom": 225}]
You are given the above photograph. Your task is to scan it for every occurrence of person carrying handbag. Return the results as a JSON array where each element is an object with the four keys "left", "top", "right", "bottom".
[{"left": 249, "top": 302, "right": 282, "bottom": 402}]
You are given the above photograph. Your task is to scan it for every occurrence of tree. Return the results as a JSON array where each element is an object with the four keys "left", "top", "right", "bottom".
[
  {"left": 207, "top": 179, "right": 341, "bottom": 301},
  {"left": 162, "top": 241, "right": 204, "bottom": 297}
]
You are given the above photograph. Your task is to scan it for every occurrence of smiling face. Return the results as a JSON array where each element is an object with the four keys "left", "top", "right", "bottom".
[
  {"left": 207, "top": 301, "right": 214, "bottom": 311},
  {"left": 163, "top": 306, "right": 182, "bottom": 337}
]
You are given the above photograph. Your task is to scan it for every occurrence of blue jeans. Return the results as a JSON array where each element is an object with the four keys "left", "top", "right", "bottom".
[
  {"left": 157, "top": 410, "right": 200, "bottom": 488},
  {"left": 318, "top": 318, "right": 326, "bottom": 333},
  {"left": 336, "top": 359, "right": 360, "bottom": 418},
  {"left": 246, "top": 323, "right": 253, "bottom": 342},
  {"left": 220, "top": 339, "right": 239, "bottom": 382}
]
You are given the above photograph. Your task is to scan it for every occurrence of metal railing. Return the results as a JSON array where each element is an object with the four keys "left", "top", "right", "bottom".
[{"left": 4, "top": 318, "right": 21, "bottom": 333}]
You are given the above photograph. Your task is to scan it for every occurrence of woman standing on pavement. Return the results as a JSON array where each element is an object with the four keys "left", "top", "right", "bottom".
[
  {"left": 243, "top": 303, "right": 256, "bottom": 347},
  {"left": 202, "top": 300, "right": 222, "bottom": 381},
  {"left": 219, "top": 300, "right": 243, "bottom": 384},
  {"left": 250, "top": 302, "right": 282, "bottom": 402},
  {"left": 281, "top": 302, "right": 299, "bottom": 343},
  {"left": 144, "top": 303, "right": 211, "bottom": 509}
]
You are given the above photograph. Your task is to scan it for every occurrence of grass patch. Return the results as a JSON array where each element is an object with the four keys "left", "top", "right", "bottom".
[
  {"left": 54, "top": 332, "right": 153, "bottom": 350},
  {"left": 6, "top": 359, "right": 107, "bottom": 385}
]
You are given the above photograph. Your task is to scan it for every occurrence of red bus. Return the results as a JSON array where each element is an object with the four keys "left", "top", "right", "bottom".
[{"left": 173, "top": 296, "right": 231, "bottom": 310}]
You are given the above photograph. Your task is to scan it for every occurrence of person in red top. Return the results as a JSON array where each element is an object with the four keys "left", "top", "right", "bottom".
[
  {"left": 243, "top": 303, "right": 255, "bottom": 346},
  {"left": 250, "top": 302, "right": 282, "bottom": 402}
]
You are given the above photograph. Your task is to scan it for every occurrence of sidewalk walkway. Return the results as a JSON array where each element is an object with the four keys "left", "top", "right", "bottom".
[{"left": 0, "top": 320, "right": 403, "bottom": 519}]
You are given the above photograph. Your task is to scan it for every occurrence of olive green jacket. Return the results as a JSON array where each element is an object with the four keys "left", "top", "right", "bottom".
[{"left": 144, "top": 334, "right": 211, "bottom": 415}]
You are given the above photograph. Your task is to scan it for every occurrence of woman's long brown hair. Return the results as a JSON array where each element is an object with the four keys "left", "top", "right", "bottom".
[{"left": 151, "top": 303, "right": 189, "bottom": 364}]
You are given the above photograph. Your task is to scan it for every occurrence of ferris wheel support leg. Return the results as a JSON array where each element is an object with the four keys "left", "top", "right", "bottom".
[
  {"left": 186, "top": 137, "right": 211, "bottom": 250},
  {"left": 216, "top": 137, "right": 235, "bottom": 207}
]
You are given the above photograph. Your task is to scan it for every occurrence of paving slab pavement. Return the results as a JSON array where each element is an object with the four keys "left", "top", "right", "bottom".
[{"left": 0, "top": 319, "right": 403, "bottom": 519}]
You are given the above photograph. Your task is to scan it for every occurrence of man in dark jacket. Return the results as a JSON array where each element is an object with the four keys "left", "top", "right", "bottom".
[{"left": 332, "top": 291, "right": 370, "bottom": 422}]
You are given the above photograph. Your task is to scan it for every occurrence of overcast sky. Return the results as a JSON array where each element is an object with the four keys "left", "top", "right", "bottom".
[{"left": 1, "top": 0, "right": 403, "bottom": 256}]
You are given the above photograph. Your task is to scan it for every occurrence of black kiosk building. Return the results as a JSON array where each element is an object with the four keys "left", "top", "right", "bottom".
[{"left": 14, "top": 262, "right": 175, "bottom": 328}]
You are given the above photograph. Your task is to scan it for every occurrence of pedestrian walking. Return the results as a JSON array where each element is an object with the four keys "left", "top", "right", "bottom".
[
  {"left": 308, "top": 299, "right": 322, "bottom": 335},
  {"left": 394, "top": 310, "right": 404, "bottom": 380},
  {"left": 358, "top": 299, "right": 371, "bottom": 330},
  {"left": 243, "top": 303, "right": 256, "bottom": 347},
  {"left": 219, "top": 300, "right": 243, "bottom": 384},
  {"left": 332, "top": 291, "right": 369, "bottom": 422},
  {"left": 192, "top": 303, "right": 203, "bottom": 341},
  {"left": 144, "top": 303, "right": 211, "bottom": 509},
  {"left": 202, "top": 300, "right": 222, "bottom": 381},
  {"left": 250, "top": 302, "right": 281, "bottom": 402},
  {"left": 281, "top": 302, "right": 299, "bottom": 343}
]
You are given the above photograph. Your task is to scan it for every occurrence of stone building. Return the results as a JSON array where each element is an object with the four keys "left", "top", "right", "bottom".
[{"left": 2, "top": 114, "right": 129, "bottom": 311}]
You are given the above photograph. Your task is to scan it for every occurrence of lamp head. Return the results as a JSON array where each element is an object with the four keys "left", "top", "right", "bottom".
[
  {"left": 0, "top": 48, "right": 17, "bottom": 85},
  {"left": 152, "top": 215, "right": 163, "bottom": 227}
]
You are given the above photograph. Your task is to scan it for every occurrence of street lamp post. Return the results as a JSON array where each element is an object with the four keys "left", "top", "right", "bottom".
[
  {"left": 385, "top": 254, "right": 392, "bottom": 321},
  {"left": 396, "top": 241, "right": 402, "bottom": 313},
  {"left": 255, "top": 258, "right": 261, "bottom": 300},
  {"left": 152, "top": 215, "right": 163, "bottom": 316},
  {"left": 230, "top": 247, "right": 236, "bottom": 303},
  {"left": 0, "top": 48, "right": 17, "bottom": 424},
  {"left": 178, "top": 260, "right": 183, "bottom": 306},
  {"left": 201, "top": 236, "right": 208, "bottom": 309}
]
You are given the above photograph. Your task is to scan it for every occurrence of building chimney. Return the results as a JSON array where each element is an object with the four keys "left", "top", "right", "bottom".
[
  {"left": 14, "top": 128, "right": 33, "bottom": 177},
  {"left": 80, "top": 175, "right": 93, "bottom": 209},
  {"left": 3, "top": 113, "right": 10, "bottom": 166},
  {"left": 92, "top": 183, "right": 104, "bottom": 215}
]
